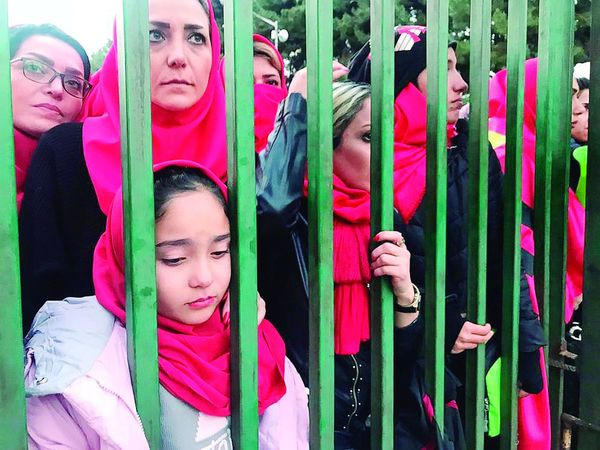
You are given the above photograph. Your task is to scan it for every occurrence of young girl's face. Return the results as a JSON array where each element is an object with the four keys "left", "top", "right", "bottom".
[{"left": 155, "top": 189, "right": 231, "bottom": 325}]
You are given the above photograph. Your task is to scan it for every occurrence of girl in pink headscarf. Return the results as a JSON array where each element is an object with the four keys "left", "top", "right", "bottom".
[
  {"left": 488, "top": 58, "right": 586, "bottom": 450},
  {"left": 24, "top": 161, "right": 309, "bottom": 449},
  {"left": 19, "top": 0, "right": 228, "bottom": 331}
]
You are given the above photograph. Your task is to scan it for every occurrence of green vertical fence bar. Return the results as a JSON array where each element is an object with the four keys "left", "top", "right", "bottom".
[
  {"left": 0, "top": 1, "right": 28, "bottom": 448},
  {"left": 306, "top": 0, "right": 335, "bottom": 447},
  {"left": 537, "top": 1, "right": 574, "bottom": 448},
  {"left": 223, "top": 0, "right": 259, "bottom": 448},
  {"left": 500, "top": 0, "right": 527, "bottom": 448},
  {"left": 579, "top": 0, "right": 600, "bottom": 445},
  {"left": 425, "top": 0, "right": 449, "bottom": 428},
  {"left": 369, "top": 0, "right": 395, "bottom": 448},
  {"left": 465, "top": 0, "right": 492, "bottom": 448},
  {"left": 117, "top": 0, "right": 161, "bottom": 447}
]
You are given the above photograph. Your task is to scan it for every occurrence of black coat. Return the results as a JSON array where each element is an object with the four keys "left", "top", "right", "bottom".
[{"left": 18, "top": 122, "right": 105, "bottom": 331}]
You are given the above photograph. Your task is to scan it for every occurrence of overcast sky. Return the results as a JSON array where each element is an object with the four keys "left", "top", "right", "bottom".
[{"left": 9, "top": 0, "right": 119, "bottom": 54}]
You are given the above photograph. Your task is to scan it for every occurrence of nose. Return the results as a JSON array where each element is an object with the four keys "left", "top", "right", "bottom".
[
  {"left": 452, "top": 71, "right": 468, "bottom": 95},
  {"left": 44, "top": 76, "right": 64, "bottom": 99},
  {"left": 572, "top": 97, "right": 586, "bottom": 116},
  {"left": 189, "top": 257, "right": 213, "bottom": 289},
  {"left": 167, "top": 39, "right": 187, "bottom": 69}
]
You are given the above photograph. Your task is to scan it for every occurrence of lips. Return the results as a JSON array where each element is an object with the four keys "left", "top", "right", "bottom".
[
  {"left": 161, "top": 79, "right": 193, "bottom": 86},
  {"left": 35, "top": 103, "right": 63, "bottom": 116},
  {"left": 186, "top": 296, "right": 217, "bottom": 309}
]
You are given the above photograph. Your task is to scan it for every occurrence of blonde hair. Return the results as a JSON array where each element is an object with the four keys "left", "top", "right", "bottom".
[
  {"left": 332, "top": 81, "right": 371, "bottom": 149},
  {"left": 253, "top": 41, "right": 282, "bottom": 74}
]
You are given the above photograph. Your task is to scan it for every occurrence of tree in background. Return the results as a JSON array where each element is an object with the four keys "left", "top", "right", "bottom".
[
  {"left": 214, "top": 0, "right": 590, "bottom": 83},
  {"left": 90, "top": 39, "right": 112, "bottom": 73}
]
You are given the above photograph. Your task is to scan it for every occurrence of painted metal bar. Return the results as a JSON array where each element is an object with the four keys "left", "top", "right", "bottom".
[
  {"left": 465, "top": 0, "right": 492, "bottom": 448},
  {"left": 578, "top": 0, "right": 600, "bottom": 444},
  {"left": 425, "top": 0, "right": 449, "bottom": 429},
  {"left": 306, "top": 0, "right": 335, "bottom": 447},
  {"left": 369, "top": 0, "right": 395, "bottom": 448},
  {"left": 537, "top": 1, "right": 575, "bottom": 448},
  {"left": 116, "top": 0, "right": 161, "bottom": 447},
  {"left": 500, "top": 0, "right": 528, "bottom": 448},
  {"left": 223, "top": 0, "right": 259, "bottom": 448},
  {"left": 0, "top": 2, "right": 28, "bottom": 448}
]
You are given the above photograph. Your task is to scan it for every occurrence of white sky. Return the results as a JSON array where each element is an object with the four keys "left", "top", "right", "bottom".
[{"left": 9, "top": 0, "right": 119, "bottom": 54}]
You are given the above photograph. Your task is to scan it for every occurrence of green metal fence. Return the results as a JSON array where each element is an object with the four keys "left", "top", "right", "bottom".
[{"left": 0, "top": 0, "right": 598, "bottom": 449}]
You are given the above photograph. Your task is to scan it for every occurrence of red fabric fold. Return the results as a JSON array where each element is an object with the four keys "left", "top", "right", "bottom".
[{"left": 94, "top": 160, "right": 286, "bottom": 416}]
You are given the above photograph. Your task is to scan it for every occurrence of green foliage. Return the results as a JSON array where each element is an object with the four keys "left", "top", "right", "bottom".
[
  {"left": 214, "top": 0, "right": 590, "bottom": 81},
  {"left": 90, "top": 39, "right": 112, "bottom": 73}
]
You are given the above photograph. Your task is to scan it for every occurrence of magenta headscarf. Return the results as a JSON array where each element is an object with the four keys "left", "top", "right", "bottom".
[
  {"left": 489, "top": 58, "right": 586, "bottom": 450},
  {"left": 81, "top": 0, "right": 228, "bottom": 215},
  {"left": 219, "top": 34, "right": 287, "bottom": 154},
  {"left": 14, "top": 129, "right": 38, "bottom": 211},
  {"left": 94, "top": 160, "right": 287, "bottom": 416},
  {"left": 488, "top": 58, "right": 585, "bottom": 324}
]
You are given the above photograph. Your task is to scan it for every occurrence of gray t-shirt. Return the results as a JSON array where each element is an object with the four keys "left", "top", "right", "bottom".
[{"left": 160, "top": 385, "right": 233, "bottom": 450}]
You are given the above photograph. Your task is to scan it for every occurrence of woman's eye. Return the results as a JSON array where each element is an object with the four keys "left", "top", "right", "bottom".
[
  {"left": 361, "top": 132, "right": 371, "bottom": 143},
  {"left": 24, "top": 60, "right": 46, "bottom": 74},
  {"left": 149, "top": 29, "right": 165, "bottom": 43},
  {"left": 65, "top": 78, "right": 83, "bottom": 90},
  {"left": 188, "top": 32, "right": 206, "bottom": 45},
  {"left": 161, "top": 257, "right": 185, "bottom": 266},
  {"left": 266, "top": 79, "right": 279, "bottom": 86}
]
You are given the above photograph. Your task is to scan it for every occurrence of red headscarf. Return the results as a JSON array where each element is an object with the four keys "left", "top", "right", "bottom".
[
  {"left": 81, "top": 0, "right": 228, "bottom": 215},
  {"left": 14, "top": 129, "right": 39, "bottom": 211},
  {"left": 219, "top": 34, "right": 287, "bottom": 153},
  {"left": 393, "top": 82, "right": 458, "bottom": 223},
  {"left": 94, "top": 160, "right": 286, "bottom": 416},
  {"left": 488, "top": 58, "right": 585, "bottom": 324}
]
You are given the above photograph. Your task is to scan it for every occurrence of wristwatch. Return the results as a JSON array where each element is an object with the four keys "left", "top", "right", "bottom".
[{"left": 394, "top": 283, "right": 421, "bottom": 313}]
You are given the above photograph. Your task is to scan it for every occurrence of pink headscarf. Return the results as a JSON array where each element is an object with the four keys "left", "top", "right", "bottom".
[
  {"left": 81, "top": 0, "right": 228, "bottom": 214},
  {"left": 14, "top": 129, "right": 38, "bottom": 211},
  {"left": 219, "top": 34, "right": 287, "bottom": 153},
  {"left": 488, "top": 58, "right": 585, "bottom": 324},
  {"left": 94, "top": 160, "right": 287, "bottom": 416}
]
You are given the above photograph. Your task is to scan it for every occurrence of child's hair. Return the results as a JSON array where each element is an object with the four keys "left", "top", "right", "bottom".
[
  {"left": 9, "top": 24, "right": 91, "bottom": 80},
  {"left": 153, "top": 166, "right": 228, "bottom": 222},
  {"left": 576, "top": 77, "right": 590, "bottom": 91},
  {"left": 332, "top": 81, "right": 371, "bottom": 150}
]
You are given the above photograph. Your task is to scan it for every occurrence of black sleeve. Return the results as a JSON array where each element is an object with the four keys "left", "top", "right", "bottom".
[
  {"left": 19, "top": 128, "right": 73, "bottom": 331},
  {"left": 256, "top": 93, "right": 308, "bottom": 233},
  {"left": 485, "top": 147, "right": 546, "bottom": 394},
  {"left": 394, "top": 314, "right": 425, "bottom": 368}
]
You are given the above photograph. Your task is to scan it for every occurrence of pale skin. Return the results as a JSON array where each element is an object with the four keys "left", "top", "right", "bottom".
[
  {"left": 289, "top": 63, "right": 419, "bottom": 328},
  {"left": 253, "top": 55, "right": 282, "bottom": 87}
]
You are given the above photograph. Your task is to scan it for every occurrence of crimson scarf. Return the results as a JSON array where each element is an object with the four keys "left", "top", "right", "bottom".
[{"left": 14, "top": 128, "right": 38, "bottom": 211}]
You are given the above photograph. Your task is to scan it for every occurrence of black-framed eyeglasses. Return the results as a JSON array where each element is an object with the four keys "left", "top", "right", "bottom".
[{"left": 10, "top": 57, "right": 93, "bottom": 99}]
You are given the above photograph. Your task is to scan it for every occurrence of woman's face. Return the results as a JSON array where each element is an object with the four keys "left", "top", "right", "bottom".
[
  {"left": 333, "top": 98, "right": 371, "bottom": 192},
  {"left": 149, "top": 0, "right": 212, "bottom": 111},
  {"left": 253, "top": 56, "right": 281, "bottom": 87},
  {"left": 571, "top": 81, "right": 589, "bottom": 144},
  {"left": 10, "top": 35, "right": 84, "bottom": 138},
  {"left": 155, "top": 189, "right": 231, "bottom": 325},
  {"left": 415, "top": 47, "right": 468, "bottom": 124}
]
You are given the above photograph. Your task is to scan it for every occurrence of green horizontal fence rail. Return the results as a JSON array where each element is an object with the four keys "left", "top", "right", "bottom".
[
  {"left": 0, "top": 0, "right": 27, "bottom": 448},
  {"left": 369, "top": 0, "right": 395, "bottom": 448},
  {"left": 223, "top": 0, "right": 260, "bottom": 448},
  {"left": 465, "top": 0, "right": 492, "bottom": 448},
  {"left": 578, "top": 0, "right": 600, "bottom": 447},
  {"left": 425, "top": 0, "right": 449, "bottom": 431},
  {"left": 305, "top": 0, "right": 335, "bottom": 448},
  {"left": 500, "top": 0, "right": 527, "bottom": 449},
  {"left": 117, "top": 0, "right": 161, "bottom": 447}
]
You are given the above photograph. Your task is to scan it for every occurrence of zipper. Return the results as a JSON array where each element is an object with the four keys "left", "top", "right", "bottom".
[
  {"left": 345, "top": 354, "right": 360, "bottom": 430},
  {"left": 95, "top": 378, "right": 146, "bottom": 433}
]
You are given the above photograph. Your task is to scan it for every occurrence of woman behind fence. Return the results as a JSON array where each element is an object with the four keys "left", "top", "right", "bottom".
[
  {"left": 19, "top": 0, "right": 228, "bottom": 331},
  {"left": 9, "top": 24, "right": 91, "bottom": 211},
  {"left": 25, "top": 161, "right": 309, "bottom": 450},
  {"left": 348, "top": 25, "right": 547, "bottom": 447},
  {"left": 488, "top": 58, "right": 586, "bottom": 450},
  {"left": 570, "top": 76, "right": 589, "bottom": 205},
  {"left": 256, "top": 68, "right": 456, "bottom": 448}
]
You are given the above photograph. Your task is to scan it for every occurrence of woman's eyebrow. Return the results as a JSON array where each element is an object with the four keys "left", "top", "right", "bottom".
[
  {"left": 150, "top": 21, "right": 170, "bottom": 29},
  {"left": 25, "top": 52, "right": 54, "bottom": 66},
  {"left": 184, "top": 24, "right": 206, "bottom": 31},
  {"left": 213, "top": 233, "right": 231, "bottom": 243},
  {"left": 156, "top": 238, "right": 192, "bottom": 248}
]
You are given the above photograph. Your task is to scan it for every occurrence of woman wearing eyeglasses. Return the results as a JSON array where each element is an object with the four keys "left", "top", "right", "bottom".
[
  {"left": 9, "top": 24, "right": 91, "bottom": 211},
  {"left": 19, "top": 0, "right": 228, "bottom": 332}
]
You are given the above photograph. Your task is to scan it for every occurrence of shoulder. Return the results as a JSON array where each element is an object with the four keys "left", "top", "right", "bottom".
[{"left": 25, "top": 296, "right": 116, "bottom": 397}]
